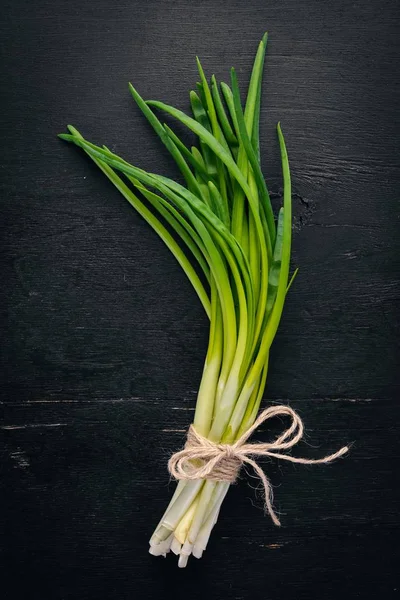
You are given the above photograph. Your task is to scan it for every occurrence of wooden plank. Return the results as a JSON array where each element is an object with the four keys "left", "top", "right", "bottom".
[{"left": 1, "top": 0, "right": 399, "bottom": 597}]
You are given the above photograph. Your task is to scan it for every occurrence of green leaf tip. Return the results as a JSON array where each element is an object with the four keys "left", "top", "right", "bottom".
[
  {"left": 58, "top": 126, "right": 82, "bottom": 141},
  {"left": 128, "top": 82, "right": 139, "bottom": 98},
  {"left": 129, "top": 82, "right": 146, "bottom": 105},
  {"left": 67, "top": 124, "right": 81, "bottom": 136}
]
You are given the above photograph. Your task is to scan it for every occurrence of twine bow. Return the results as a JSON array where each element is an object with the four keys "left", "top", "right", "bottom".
[{"left": 168, "top": 405, "right": 349, "bottom": 526}]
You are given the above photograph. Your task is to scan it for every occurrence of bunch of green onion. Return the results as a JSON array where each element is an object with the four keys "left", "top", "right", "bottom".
[{"left": 59, "top": 33, "right": 296, "bottom": 566}]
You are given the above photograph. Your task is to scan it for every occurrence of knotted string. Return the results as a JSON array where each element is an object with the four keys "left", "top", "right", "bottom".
[{"left": 168, "top": 405, "right": 349, "bottom": 526}]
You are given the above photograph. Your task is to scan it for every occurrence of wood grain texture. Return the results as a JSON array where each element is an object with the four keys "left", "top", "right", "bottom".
[{"left": 1, "top": 0, "right": 399, "bottom": 598}]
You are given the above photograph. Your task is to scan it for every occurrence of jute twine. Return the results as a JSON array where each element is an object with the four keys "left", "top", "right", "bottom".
[{"left": 168, "top": 405, "right": 349, "bottom": 526}]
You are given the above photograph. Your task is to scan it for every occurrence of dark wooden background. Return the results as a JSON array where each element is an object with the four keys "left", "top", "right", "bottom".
[{"left": 1, "top": 1, "right": 399, "bottom": 598}]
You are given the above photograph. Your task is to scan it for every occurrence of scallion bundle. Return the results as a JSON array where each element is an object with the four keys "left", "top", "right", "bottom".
[{"left": 59, "top": 34, "right": 336, "bottom": 567}]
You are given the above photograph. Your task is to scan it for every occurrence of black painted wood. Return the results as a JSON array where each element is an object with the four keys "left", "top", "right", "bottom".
[{"left": 1, "top": 1, "right": 399, "bottom": 598}]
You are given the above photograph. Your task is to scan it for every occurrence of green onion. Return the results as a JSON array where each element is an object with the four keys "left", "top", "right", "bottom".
[{"left": 59, "top": 33, "right": 296, "bottom": 566}]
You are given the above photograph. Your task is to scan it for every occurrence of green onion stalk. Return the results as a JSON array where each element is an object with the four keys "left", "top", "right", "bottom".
[{"left": 59, "top": 34, "right": 297, "bottom": 566}]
